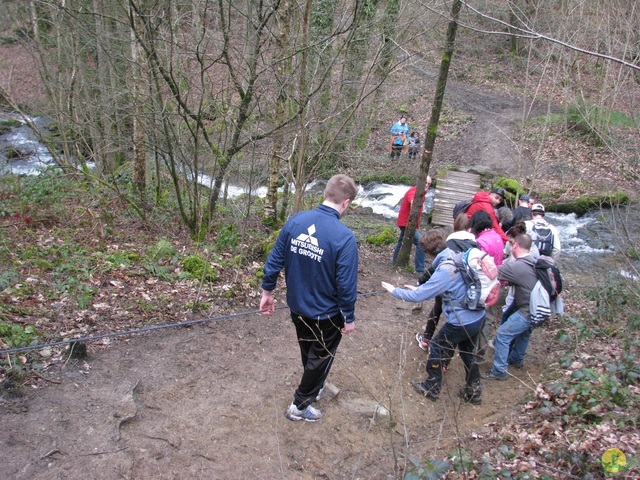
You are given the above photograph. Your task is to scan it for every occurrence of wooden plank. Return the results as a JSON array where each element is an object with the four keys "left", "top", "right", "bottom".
[{"left": 430, "top": 171, "right": 481, "bottom": 227}]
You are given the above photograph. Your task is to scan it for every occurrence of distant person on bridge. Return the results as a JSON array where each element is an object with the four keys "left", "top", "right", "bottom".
[
  {"left": 389, "top": 116, "right": 409, "bottom": 160},
  {"left": 392, "top": 176, "right": 431, "bottom": 273},
  {"left": 260, "top": 174, "right": 358, "bottom": 423}
]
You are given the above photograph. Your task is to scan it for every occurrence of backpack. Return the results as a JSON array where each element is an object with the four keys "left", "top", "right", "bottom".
[
  {"left": 447, "top": 248, "right": 500, "bottom": 311},
  {"left": 529, "top": 256, "right": 564, "bottom": 328},
  {"left": 531, "top": 223, "right": 554, "bottom": 257},
  {"left": 452, "top": 199, "right": 472, "bottom": 221}
]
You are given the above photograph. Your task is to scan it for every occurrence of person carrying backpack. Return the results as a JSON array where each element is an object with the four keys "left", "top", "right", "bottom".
[
  {"left": 382, "top": 229, "right": 485, "bottom": 405},
  {"left": 482, "top": 233, "right": 538, "bottom": 381},
  {"left": 525, "top": 203, "right": 561, "bottom": 260}
]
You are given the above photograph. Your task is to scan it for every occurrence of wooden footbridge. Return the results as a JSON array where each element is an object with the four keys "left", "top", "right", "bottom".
[{"left": 430, "top": 171, "right": 481, "bottom": 227}]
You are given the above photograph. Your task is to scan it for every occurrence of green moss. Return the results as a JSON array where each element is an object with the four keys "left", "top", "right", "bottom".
[
  {"left": 366, "top": 226, "right": 396, "bottom": 246},
  {"left": 550, "top": 191, "right": 630, "bottom": 215},
  {"left": 180, "top": 254, "right": 217, "bottom": 282},
  {"left": 0, "top": 119, "right": 20, "bottom": 135}
]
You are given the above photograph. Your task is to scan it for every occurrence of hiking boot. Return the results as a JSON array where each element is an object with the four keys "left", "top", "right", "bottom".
[
  {"left": 285, "top": 403, "right": 323, "bottom": 422},
  {"left": 458, "top": 386, "right": 482, "bottom": 405},
  {"left": 415, "top": 332, "right": 430, "bottom": 352},
  {"left": 481, "top": 371, "right": 508, "bottom": 381},
  {"left": 411, "top": 380, "right": 439, "bottom": 401},
  {"left": 508, "top": 361, "right": 524, "bottom": 369},
  {"left": 412, "top": 302, "right": 424, "bottom": 312}
]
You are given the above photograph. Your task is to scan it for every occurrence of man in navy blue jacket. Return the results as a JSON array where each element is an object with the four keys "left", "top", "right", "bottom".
[{"left": 260, "top": 174, "right": 359, "bottom": 422}]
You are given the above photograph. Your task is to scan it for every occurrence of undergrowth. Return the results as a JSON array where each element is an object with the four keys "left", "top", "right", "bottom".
[{"left": 404, "top": 274, "right": 640, "bottom": 480}]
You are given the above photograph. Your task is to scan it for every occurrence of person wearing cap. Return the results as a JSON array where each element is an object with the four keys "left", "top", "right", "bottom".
[
  {"left": 504, "top": 194, "right": 532, "bottom": 231},
  {"left": 465, "top": 188, "right": 508, "bottom": 243},
  {"left": 525, "top": 204, "right": 561, "bottom": 259}
]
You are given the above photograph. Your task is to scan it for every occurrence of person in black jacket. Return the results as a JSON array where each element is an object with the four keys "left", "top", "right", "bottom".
[
  {"left": 260, "top": 174, "right": 358, "bottom": 422},
  {"left": 503, "top": 194, "right": 532, "bottom": 231}
]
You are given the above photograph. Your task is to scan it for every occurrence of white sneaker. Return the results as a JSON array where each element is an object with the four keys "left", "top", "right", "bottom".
[
  {"left": 315, "top": 385, "right": 325, "bottom": 402},
  {"left": 412, "top": 302, "right": 424, "bottom": 312},
  {"left": 285, "top": 403, "right": 323, "bottom": 422}
]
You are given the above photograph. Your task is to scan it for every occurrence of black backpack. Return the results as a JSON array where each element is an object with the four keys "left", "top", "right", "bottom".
[
  {"left": 535, "top": 256, "right": 563, "bottom": 301},
  {"left": 532, "top": 223, "right": 554, "bottom": 257},
  {"left": 452, "top": 199, "right": 472, "bottom": 221},
  {"left": 530, "top": 256, "right": 564, "bottom": 328}
]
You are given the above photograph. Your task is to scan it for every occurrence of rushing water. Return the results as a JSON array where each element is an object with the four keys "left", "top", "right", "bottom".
[
  {"left": 0, "top": 116, "right": 617, "bottom": 256},
  {"left": 0, "top": 115, "right": 56, "bottom": 176}
]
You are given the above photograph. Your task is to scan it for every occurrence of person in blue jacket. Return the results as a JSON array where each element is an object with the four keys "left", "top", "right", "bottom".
[
  {"left": 382, "top": 228, "right": 484, "bottom": 404},
  {"left": 260, "top": 174, "right": 359, "bottom": 422},
  {"left": 389, "top": 116, "right": 409, "bottom": 160}
]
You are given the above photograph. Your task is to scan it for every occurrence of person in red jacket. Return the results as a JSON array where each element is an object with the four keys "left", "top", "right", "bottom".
[
  {"left": 466, "top": 188, "right": 508, "bottom": 243},
  {"left": 392, "top": 176, "right": 432, "bottom": 272}
]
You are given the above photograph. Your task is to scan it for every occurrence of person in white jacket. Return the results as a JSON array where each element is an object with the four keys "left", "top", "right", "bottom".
[{"left": 525, "top": 204, "right": 561, "bottom": 259}]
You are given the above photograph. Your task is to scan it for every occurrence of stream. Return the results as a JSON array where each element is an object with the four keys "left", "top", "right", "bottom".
[{"left": 0, "top": 114, "right": 631, "bottom": 271}]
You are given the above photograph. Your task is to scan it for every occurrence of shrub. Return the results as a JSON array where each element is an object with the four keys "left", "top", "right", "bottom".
[
  {"left": 145, "top": 238, "right": 177, "bottom": 263},
  {"left": 0, "top": 322, "right": 39, "bottom": 349}
]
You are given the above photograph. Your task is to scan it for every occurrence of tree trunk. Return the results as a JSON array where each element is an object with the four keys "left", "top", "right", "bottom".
[
  {"left": 264, "top": 0, "right": 293, "bottom": 227},
  {"left": 397, "top": 0, "right": 462, "bottom": 268},
  {"left": 130, "top": 2, "right": 147, "bottom": 197}
]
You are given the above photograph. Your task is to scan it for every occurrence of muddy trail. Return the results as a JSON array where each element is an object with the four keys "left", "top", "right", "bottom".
[{"left": 0, "top": 244, "right": 624, "bottom": 480}]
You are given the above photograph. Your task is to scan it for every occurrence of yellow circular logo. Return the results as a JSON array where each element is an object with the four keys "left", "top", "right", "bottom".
[{"left": 602, "top": 448, "right": 627, "bottom": 474}]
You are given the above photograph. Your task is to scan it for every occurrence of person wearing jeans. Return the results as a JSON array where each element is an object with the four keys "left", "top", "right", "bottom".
[
  {"left": 392, "top": 177, "right": 431, "bottom": 273},
  {"left": 483, "top": 233, "right": 538, "bottom": 380}
]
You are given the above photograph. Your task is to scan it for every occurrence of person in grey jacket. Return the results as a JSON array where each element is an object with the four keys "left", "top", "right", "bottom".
[
  {"left": 482, "top": 234, "right": 538, "bottom": 380},
  {"left": 382, "top": 228, "right": 484, "bottom": 404}
]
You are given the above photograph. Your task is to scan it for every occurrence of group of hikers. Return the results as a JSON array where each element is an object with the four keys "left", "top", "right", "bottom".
[
  {"left": 387, "top": 181, "right": 563, "bottom": 404},
  {"left": 259, "top": 172, "right": 563, "bottom": 423}
]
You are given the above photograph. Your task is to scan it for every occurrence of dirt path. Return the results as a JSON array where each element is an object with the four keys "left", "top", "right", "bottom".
[
  {"left": 406, "top": 58, "right": 536, "bottom": 178},
  {"left": 0, "top": 244, "right": 607, "bottom": 480}
]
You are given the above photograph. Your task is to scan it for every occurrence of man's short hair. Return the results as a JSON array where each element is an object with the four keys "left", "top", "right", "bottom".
[
  {"left": 497, "top": 206, "right": 513, "bottom": 224},
  {"left": 514, "top": 233, "right": 532, "bottom": 250},
  {"left": 419, "top": 228, "right": 447, "bottom": 256},
  {"left": 324, "top": 174, "right": 357, "bottom": 203}
]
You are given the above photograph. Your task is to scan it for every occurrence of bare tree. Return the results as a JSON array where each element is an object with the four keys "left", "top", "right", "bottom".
[{"left": 396, "top": 0, "right": 463, "bottom": 268}]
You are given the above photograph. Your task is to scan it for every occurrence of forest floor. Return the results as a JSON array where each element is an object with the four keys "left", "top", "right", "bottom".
[{"left": 1, "top": 42, "right": 639, "bottom": 480}]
